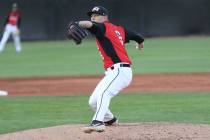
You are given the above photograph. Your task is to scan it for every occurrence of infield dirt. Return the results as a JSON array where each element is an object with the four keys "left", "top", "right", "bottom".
[{"left": 0, "top": 73, "right": 210, "bottom": 96}]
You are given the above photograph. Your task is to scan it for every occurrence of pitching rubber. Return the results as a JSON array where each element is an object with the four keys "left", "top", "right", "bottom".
[{"left": 0, "top": 90, "right": 8, "bottom": 96}]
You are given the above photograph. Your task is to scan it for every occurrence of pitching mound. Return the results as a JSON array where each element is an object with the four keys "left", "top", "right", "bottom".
[{"left": 0, "top": 123, "right": 210, "bottom": 140}]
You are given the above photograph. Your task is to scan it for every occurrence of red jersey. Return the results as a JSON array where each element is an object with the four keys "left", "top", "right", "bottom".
[
  {"left": 94, "top": 22, "right": 132, "bottom": 69},
  {"left": 7, "top": 11, "right": 21, "bottom": 26}
]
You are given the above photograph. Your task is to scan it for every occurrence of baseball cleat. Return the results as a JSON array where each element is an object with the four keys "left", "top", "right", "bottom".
[
  {"left": 104, "top": 117, "right": 118, "bottom": 126},
  {"left": 83, "top": 120, "right": 105, "bottom": 133}
]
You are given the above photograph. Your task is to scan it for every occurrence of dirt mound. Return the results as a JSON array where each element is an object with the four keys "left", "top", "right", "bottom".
[
  {"left": 1, "top": 123, "right": 210, "bottom": 140},
  {"left": 0, "top": 73, "right": 210, "bottom": 96}
]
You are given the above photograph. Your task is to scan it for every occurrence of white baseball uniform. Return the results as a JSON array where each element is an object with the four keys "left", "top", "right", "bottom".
[
  {"left": 0, "top": 10, "right": 22, "bottom": 52},
  {"left": 89, "top": 63, "right": 132, "bottom": 122},
  {"left": 86, "top": 21, "right": 144, "bottom": 123}
]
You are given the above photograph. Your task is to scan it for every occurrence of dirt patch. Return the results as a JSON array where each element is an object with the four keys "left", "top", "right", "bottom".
[
  {"left": 0, "top": 123, "right": 210, "bottom": 140},
  {"left": 0, "top": 73, "right": 210, "bottom": 96}
]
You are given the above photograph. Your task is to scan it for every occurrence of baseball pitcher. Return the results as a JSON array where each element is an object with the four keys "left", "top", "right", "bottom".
[
  {"left": 0, "top": 3, "right": 22, "bottom": 53},
  {"left": 67, "top": 6, "right": 144, "bottom": 133}
]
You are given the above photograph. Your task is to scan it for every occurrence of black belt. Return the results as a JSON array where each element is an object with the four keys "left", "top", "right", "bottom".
[{"left": 110, "top": 64, "right": 130, "bottom": 70}]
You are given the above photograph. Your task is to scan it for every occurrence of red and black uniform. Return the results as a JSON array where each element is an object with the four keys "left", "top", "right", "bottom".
[
  {"left": 87, "top": 21, "right": 144, "bottom": 70},
  {"left": 4, "top": 11, "right": 21, "bottom": 28}
]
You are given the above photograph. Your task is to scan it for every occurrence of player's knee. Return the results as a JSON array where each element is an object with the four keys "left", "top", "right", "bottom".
[
  {"left": 89, "top": 99, "right": 96, "bottom": 109},
  {"left": 88, "top": 99, "right": 94, "bottom": 107}
]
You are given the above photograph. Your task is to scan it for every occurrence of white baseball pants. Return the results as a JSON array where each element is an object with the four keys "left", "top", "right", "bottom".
[
  {"left": 0, "top": 24, "right": 22, "bottom": 52},
  {"left": 89, "top": 63, "right": 132, "bottom": 122}
]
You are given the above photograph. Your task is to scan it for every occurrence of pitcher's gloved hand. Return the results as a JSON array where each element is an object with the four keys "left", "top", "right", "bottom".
[{"left": 67, "top": 21, "right": 88, "bottom": 45}]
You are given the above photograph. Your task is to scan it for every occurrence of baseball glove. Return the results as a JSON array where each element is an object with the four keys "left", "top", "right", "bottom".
[{"left": 67, "top": 21, "right": 88, "bottom": 45}]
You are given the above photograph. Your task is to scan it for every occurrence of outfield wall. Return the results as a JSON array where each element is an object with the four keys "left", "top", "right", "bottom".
[{"left": 1, "top": 0, "right": 210, "bottom": 40}]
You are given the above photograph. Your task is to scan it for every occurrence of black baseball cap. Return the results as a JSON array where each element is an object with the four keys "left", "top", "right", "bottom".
[{"left": 87, "top": 6, "right": 109, "bottom": 17}]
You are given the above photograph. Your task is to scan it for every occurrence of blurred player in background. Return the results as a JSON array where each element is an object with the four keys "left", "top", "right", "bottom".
[{"left": 0, "top": 3, "right": 22, "bottom": 53}]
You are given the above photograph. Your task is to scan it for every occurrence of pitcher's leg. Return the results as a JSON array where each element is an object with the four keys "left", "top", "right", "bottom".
[
  {"left": 93, "top": 68, "right": 132, "bottom": 122},
  {"left": 89, "top": 93, "right": 116, "bottom": 119},
  {"left": 89, "top": 94, "right": 97, "bottom": 111},
  {"left": 84, "top": 75, "right": 111, "bottom": 133},
  {"left": 92, "top": 69, "right": 121, "bottom": 122},
  {"left": 84, "top": 67, "right": 132, "bottom": 133},
  {"left": 103, "top": 109, "right": 114, "bottom": 122},
  {"left": 93, "top": 91, "right": 113, "bottom": 121},
  {"left": 88, "top": 74, "right": 110, "bottom": 112}
]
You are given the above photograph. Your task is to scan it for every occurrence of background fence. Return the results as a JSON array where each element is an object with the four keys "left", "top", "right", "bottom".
[{"left": 1, "top": 0, "right": 210, "bottom": 40}]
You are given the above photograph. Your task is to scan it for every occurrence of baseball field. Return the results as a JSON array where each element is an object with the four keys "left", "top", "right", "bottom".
[{"left": 0, "top": 36, "right": 210, "bottom": 139}]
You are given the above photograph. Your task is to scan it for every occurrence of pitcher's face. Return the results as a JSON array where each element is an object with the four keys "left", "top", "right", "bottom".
[{"left": 91, "top": 14, "right": 108, "bottom": 23}]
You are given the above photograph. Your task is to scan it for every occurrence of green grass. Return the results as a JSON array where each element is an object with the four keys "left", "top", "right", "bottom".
[
  {"left": 0, "top": 93, "right": 210, "bottom": 134},
  {"left": 0, "top": 37, "right": 210, "bottom": 78}
]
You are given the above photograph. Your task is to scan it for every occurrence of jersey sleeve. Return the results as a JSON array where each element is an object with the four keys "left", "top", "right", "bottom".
[
  {"left": 87, "top": 21, "right": 106, "bottom": 37},
  {"left": 125, "top": 28, "right": 144, "bottom": 44}
]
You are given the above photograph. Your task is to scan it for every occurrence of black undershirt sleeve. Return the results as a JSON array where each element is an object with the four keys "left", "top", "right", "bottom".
[
  {"left": 125, "top": 28, "right": 144, "bottom": 44},
  {"left": 87, "top": 21, "right": 106, "bottom": 38}
]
